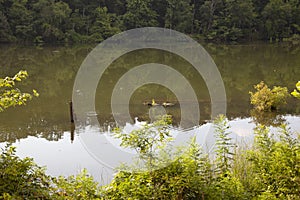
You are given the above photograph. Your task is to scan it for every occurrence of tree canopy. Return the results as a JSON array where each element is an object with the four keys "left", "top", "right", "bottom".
[{"left": 0, "top": 0, "right": 300, "bottom": 43}]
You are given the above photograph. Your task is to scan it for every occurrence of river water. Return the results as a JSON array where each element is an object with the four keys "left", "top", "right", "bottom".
[{"left": 0, "top": 43, "right": 299, "bottom": 184}]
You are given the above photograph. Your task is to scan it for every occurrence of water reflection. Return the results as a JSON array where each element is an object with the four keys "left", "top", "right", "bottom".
[
  {"left": 250, "top": 109, "right": 286, "bottom": 127},
  {"left": 0, "top": 43, "right": 299, "bottom": 143},
  {"left": 1, "top": 115, "right": 299, "bottom": 184}
]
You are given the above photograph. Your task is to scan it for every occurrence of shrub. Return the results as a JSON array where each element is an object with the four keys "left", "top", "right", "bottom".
[
  {"left": 104, "top": 115, "right": 211, "bottom": 199},
  {"left": 249, "top": 81, "right": 289, "bottom": 111},
  {"left": 101, "top": 137, "right": 211, "bottom": 200},
  {"left": 52, "top": 169, "right": 101, "bottom": 200},
  {"left": 0, "top": 144, "right": 52, "bottom": 199},
  {"left": 1, "top": 113, "right": 299, "bottom": 199},
  {"left": 113, "top": 115, "right": 173, "bottom": 168},
  {"left": 0, "top": 144, "right": 102, "bottom": 199},
  {"left": 247, "top": 125, "right": 300, "bottom": 198},
  {"left": 103, "top": 115, "right": 248, "bottom": 200}
]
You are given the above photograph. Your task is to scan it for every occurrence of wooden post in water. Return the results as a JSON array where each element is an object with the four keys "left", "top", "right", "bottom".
[
  {"left": 70, "top": 123, "right": 75, "bottom": 143},
  {"left": 69, "top": 101, "right": 75, "bottom": 143},
  {"left": 69, "top": 101, "right": 74, "bottom": 123}
]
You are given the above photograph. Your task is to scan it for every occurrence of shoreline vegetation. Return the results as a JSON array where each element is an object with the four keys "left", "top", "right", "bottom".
[
  {"left": 1, "top": 114, "right": 299, "bottom": 199},
  {"left": 0, "top": 0, "right": 300, "bottom": 44}
]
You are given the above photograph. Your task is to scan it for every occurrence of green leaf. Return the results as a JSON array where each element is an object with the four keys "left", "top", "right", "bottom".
[
  {"left": 33, "top": 89, "right": 39, "bottom": 97},
  {"left": 14, "top": 77, "right": 21, "bottom": 81}
]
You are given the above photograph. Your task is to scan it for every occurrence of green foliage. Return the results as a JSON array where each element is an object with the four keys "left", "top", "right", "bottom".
[
  {"left": 207, "top": 176, "right": 246, "bottom": 200},
  {"left": 1, "top": 0, "right": 300, "bottom": 43},
  {"left": 291, "top": 81, "right": 300, "bottom": 99},
  {"left": 104, "top": 115, "right": 300, "bottom": 199},
  {"left": 203, "top": 0, "right": 257, "bottom": 42},
  {"left": 0, "top": 86, "right": 102, "bottom": 199},
  {"left": 1, "top": 114, "right": 300, "bottom": 199},
  {"left": 104, "top": 115, "right": 247, "bottom": 199},
  {"left": 249, "top": 81, "right": 289, "bottom": 111},
  {"left": 165, "top": 0, "right": 193, "bottom": 33},
  {"left": 102, "top": 137, "right": 211, "bottom": 200},
  {"left": 7, "top": 0, "right": 35, "bottom": 41},
  {"left": 262, "top": 0, "right": 299, "bottom": 41},
  {"left": 208, "top": 115, "right": 247, "bottom": 200},
  {"left": 89, "top": 7, "right": 120, "bottom": 42},
  {"left": 0, "top": 144, "right": 52, "bottom": 199},
  {"left": 0, "top": 70, "right": 38, "bottom": 112},
  {"left": 106, "top": 115, "right": 209, "bottom": 199},
  {"left": 0, "top": 145, "right": 102, "bottom": 199},
  {"left": 231, "top": 145, "right": 258, "bottom": 199},
  {"left": 123, "top": 0, "right": 158, "bottom": 29},
  {"left": 213, "top": 114, "right": 235, "bottom": 175},
  {"left": 247, "top": 124, "right": 300, "bottom": 198},
  {"left": 113, "top": 115, "right": 172, "bottom": 165},
  {"left": 52, "top": 169, "right": 101, "bottom": 200},
  {"left": 0, "top": 11, "right": 14, "bottom": 42}
]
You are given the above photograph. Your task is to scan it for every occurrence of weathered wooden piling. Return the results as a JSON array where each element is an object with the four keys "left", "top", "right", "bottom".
[
  {"left": 69, "top": 101, "right": 74, "bottom": 123},
  {"left": 69, "top": 101, "right": 75, "bottom": 143},
  {"left": 70, "top": 122, "right": 75, "bottom": 143}
]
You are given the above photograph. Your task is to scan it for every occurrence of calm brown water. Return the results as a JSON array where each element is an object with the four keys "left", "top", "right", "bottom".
[
  {"left": 0, "top": 43, "right": 299, "bottom": 182},
  {"left": 1, "top": 43, "right": 300, "bottom": 142}
]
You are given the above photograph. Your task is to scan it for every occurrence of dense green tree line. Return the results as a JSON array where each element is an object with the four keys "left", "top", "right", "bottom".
[{"left": 0, "top": 0, "right": 300, "bottom": 43}]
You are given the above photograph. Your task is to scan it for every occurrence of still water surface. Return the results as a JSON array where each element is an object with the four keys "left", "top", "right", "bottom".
[{"left": 0, "top": 43, "right": 300, "bottom": 183}]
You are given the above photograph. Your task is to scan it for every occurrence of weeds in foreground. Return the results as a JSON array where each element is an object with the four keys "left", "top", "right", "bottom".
[{"left": 1, "top": 115, "right": 299, "bottom": 200}]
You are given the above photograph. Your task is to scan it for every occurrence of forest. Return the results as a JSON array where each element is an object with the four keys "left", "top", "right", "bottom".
[{"left": 0, "top": 0, "right": 300, "bottom": 43}]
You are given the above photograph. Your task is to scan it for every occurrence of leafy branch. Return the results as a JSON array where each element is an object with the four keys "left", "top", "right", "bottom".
[
  {"left": 291, "top": 81, "right": 300, "bottom": 99},
  {"left": 0, "top": 70, "right": 39, "bottom": 112}
]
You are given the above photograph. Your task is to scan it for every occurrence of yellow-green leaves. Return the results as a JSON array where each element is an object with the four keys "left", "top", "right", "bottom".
[
  {"left": 0, "top": 70, "right": 28, "bottom": 88},
  {"left": 113, "top": 115, "right": 173, "bottom": 167},
  {"left": 0, "top": 70, "right": 38, "bottom": 112},
  {"left": 33, "top": 89, "right": 39, "bottom": 97},
  {"left": 53, "top": 169, "right": 101, "bottom": 199},
  {"left": 291, "top": 81, "right": 300, "bottom": 99},
  {"left": 249, "top": 81, "right": 289, "bottom": 111}
]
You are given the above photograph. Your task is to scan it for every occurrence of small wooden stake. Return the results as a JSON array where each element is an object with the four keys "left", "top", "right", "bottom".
[
  {"left": 70, "top": 122, "right": 75, "bottom": 143},
  {"left": 69, "top": 101, "right": 74, "bottom": 123},
  {"left": 70, "top": 101, "right": 75, "bottom": 143}
]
